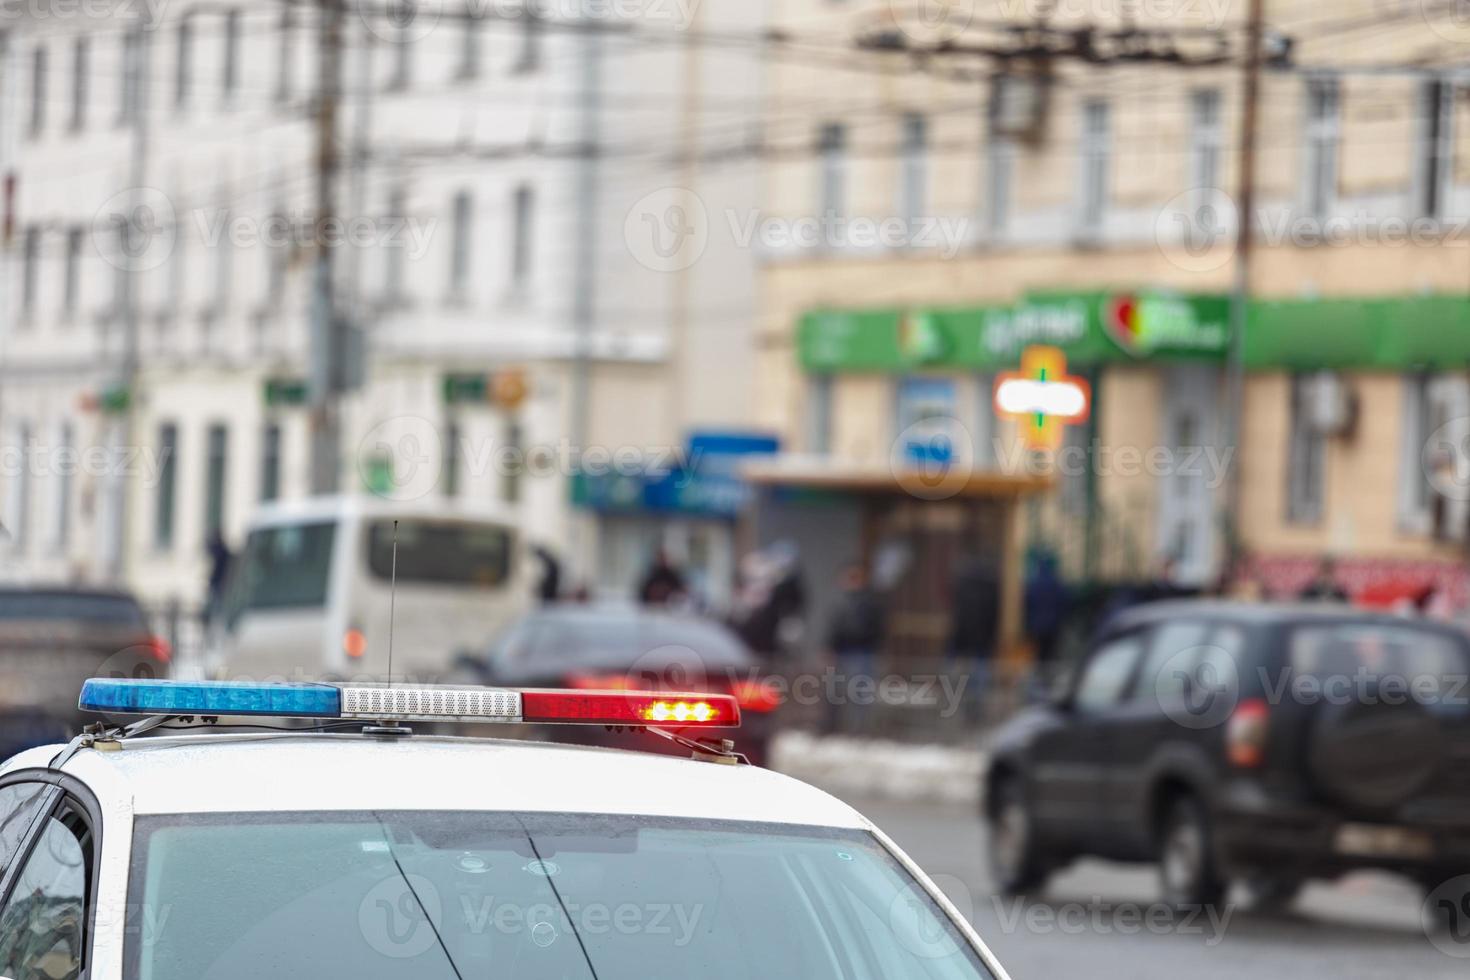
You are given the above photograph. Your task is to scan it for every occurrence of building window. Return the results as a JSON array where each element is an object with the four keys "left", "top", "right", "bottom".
[
  {"left": 1417, "top": 78, "right": 1453, "bottom": 220},
  {"left": 8, "top": 423, "right": 30, "bottom": 554},
  {"left": 501, "top": 419, "right": 522, "bottom": 504},
  {"left": 155, "top": 423, "right": 178, "bottom": 550},
  {"left": 510, "top": 184, "right": 534, "bottom": 293},
  {"left": 899, "top": 112, "right": 927, "bottom": 229},
  {"left": 275, "top": 5, "right": 294, "bottom": 103},
  {"left": 21, "top": 227, "right": 40, "bottom": 317},
  {"left": 973, "top": 373, "right": 998, "bottom": 469},
  {"left": 204, "top": 423, "right": 228, "bottom": 543},
  {"left": 119, "top": 28, "right": 139, "bottom": 126},
  {"left": 443, "top": 419, "right": 461, "bottom": 498},
  {"left": 175, "top": 17, "right": 192, "bottom": 108},
  {"left": 1303, "top": 76, "right": 1339, "bottom": 219},
  {"left": 29, "top": 44, "right": 46, "bottom": 136},
  {"left": 259, "top": 422, "right": 282, "bottom": 503},
  {"left": 212, "top": 207, "right": 232, "bottom": 314},
  {"left": 62, "top": 227, "right": 83, "bottom": 317},
  {"left": 1078, "top": 99, "right": 1110, "bottom": 237},
  {"left": 985, "top": 81, "right": 1014, "bottom": 238},
  {"left": 449, "top": 189, "right": 473, "bottom": 298},
  {"left": 54, "top": 422, "right": 73, "bottom": 550},
  {"left": 459, "top": 11, "right": 480, "bottom": 80},
  {"left": 221, "top": 9, "right": 241, "bottom": 101},
  {"left": 1287, "top": 375, "right": 1326, "bottom": 525},
  {"left": 818, "top": 122, "right": 846, "bottom": 223},
  {"left": 264, "top": 208, "right": 287, "bottom": 309},
  {"left": 69, "top": 36, "right": 88, "bottom": 131},
  {"left": 385, "top": 187, "right": 408, "bottom": 304},
  {"left": 388, "top": 20, "right": 412, "bottom": 90},
  {"left": 515, "top": 1, "right": 542, "bottom": 73},
  {"left": 1189, "top": 88, "right": 1222, "bottom": 191},
  {"left": 807, "top": 375, "right": 833, "bottom": 455}
]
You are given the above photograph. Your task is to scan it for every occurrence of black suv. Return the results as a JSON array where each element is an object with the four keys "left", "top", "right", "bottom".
[{"left": 983, "top": 600, "right": 1470, "bottom": 911}]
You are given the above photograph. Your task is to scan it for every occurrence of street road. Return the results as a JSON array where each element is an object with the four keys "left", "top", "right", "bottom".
[{"left": 851, "top": 795, "right": 1465, "bottom": 980}]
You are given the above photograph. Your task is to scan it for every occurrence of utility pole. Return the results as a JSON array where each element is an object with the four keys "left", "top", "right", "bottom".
[
  {"left": 108, "top": 21, "right": 151, "bottom": 582},
  {"left": 568, "top": 4, "right": 602, "bottom": 575},
  {"left": 309, "top": 0, "right": 345, "bottom": 495},
  {"left": 1222, "top": 0, "right": 1264, "bottom": 565}
]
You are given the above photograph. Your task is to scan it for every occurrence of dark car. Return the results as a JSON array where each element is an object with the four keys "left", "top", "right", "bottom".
[
  {"left": 452, "top": 605, "right": 782, "bottom": 764},
  {"left": 983, "top": 600, "right": 1470, "bottom": 913},
  {"left": 0, "top": 586, "right": 171, "bottom": 759}
]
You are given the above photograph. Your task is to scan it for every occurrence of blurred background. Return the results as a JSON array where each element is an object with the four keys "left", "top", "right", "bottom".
[{"left": 4, "top": 0, "right": 1470, "bottom": 974}]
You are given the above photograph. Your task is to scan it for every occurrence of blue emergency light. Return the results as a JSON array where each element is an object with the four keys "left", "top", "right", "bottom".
[{"left": 78, "top": 679, "right": 740, "bottom": 727}]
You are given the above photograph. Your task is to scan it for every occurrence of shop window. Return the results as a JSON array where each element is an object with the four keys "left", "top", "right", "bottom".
[
  {"left": 807, "top": 376, "right": 833, "bottom": 455},
  {"left": 1286, "top": 375, "right": 1325, "bottom": 525}
]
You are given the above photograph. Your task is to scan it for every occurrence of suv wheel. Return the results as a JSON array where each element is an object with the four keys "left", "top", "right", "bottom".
[
  {"left": 987, "top": 776, "right": 1048, "bottom": 897},
  {"left": 1158, "top": 796, "right": 1227, "bottom": 909}
]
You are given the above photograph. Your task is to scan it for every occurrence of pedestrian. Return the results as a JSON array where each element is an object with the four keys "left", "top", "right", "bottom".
[
  {"left": 531, "top": 544, "right": 561, "bottom": 604},
  {"left": 205, "top": 531, "right": 233, "bottom": 625},
  {"left": 826, "top": 561, "right": 885, "bottom": 735},
  {"left": 1299, "top": 556, "right": 1349, "bottom": 602},
  {"left": 1024, "top": 550, "right": 1069, "bottom": 672},
  {"left": 637, "top": 547, "right": 687, "bottom": 606},
  {"left": 948, "top": 554, "right": 1000, "bottom": 726}
]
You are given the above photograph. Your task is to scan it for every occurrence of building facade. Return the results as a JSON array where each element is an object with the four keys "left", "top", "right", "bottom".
[{"left": 0, "top": 0, "right": 768, "bottom": 607}]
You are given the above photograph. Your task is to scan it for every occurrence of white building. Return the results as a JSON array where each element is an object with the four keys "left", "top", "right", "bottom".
[{"left": 0, "top": 0, "right": 767, "bottom": 610}]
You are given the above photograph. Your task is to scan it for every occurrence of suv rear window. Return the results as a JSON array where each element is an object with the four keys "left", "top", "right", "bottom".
[{"left": 1289, "top": 623, "right": 1470, "bottom": 712}]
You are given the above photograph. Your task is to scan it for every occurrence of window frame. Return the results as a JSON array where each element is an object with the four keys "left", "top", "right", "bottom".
[
  {"left": 1068, "top": 627, "right": 1149, "bottom": 714},
  {"left": 0, "top": 768, "right": 106, "bottom": 980}
]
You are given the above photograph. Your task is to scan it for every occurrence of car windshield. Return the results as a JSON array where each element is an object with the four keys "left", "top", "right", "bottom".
[
  {"left": 128, "top": 810, "right": 992, "bottom": 980},
  {"left": 0, "top": 591, "right": 145, "bottom": 627},
  {"left": 225, "top": 521, "right": 337, "bottom": 618},
  {"left": 531, "top": 614, "right": 751, "bottom": 667}
]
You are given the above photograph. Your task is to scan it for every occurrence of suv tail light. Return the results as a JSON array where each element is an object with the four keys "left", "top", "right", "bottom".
[
  {"left": 142, "top": 635, "right": 171, "bottom": 664},
  {"left": 1227, "top": 697, "right": 1269, "bottom": 768}
]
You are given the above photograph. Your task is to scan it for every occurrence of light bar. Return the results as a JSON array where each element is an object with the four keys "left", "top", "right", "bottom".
[{"left": 78, "top": 679, "right": 740, "bottom": 728}]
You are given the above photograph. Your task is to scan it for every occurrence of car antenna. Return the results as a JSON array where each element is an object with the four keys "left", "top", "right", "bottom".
[
  {"left": 365, "top": 519, "right": 410, "bottom": 739},
  {"left": 387, "top": 518, "right": 399, "bottom": 690}
]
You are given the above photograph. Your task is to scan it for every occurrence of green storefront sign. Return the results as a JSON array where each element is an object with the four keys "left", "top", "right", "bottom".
[
  {"left": 799, "top": 290, "right": 1230, "bottom": 373},
  {"left": 800, "top": 291, "right": 1470, "bottom": 373}
]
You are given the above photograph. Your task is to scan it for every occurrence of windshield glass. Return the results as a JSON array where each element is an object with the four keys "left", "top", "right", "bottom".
[
  {"left": 225, "top": 522, "right": 337, "bottom": 620},
  {"left": 128, "top": 810, "right": 992, "bottom": 980},
  {"left": 367, "top": 520, "right": 513, "bottom": 587}
]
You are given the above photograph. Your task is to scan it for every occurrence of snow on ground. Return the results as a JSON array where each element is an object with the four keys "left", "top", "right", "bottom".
[{"left": 770, "top": 730, "right": 985, "bottom": 804}]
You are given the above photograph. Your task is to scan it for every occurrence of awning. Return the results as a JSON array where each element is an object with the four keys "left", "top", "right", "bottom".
[{"left": 743, "top": 457, "right": 1053, "bottom": 500}]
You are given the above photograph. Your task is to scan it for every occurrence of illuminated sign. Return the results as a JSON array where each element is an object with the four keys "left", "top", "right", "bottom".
[{"left": 994, "top": 346, "right": 1091, "bottom": 451}]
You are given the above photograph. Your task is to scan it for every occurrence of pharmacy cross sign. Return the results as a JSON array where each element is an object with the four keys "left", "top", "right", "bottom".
[{"left": 993, "top": 345, "right": 1092, "bottom": 451}]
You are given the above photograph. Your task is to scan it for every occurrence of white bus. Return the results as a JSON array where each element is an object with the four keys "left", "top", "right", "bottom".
[{"left": 205, "top": 496, "right": 529, "bottom": 683}]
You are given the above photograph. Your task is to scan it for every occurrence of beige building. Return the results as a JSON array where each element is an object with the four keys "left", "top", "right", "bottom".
[{"left": 747, "top": 0, "right": 1470, "bottom": 641}]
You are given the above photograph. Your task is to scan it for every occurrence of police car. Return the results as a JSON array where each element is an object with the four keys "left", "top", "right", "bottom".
[{"left": 0, "top": 679, "right": 1008, "bottom": 980}]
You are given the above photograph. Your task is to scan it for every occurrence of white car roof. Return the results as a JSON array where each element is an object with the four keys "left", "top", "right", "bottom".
[
  {"left": 247, "top": 494, "right": 518, "bottom": 530},
  {"left": 2, "top": 735, "right": 869, "bottom": 828}
]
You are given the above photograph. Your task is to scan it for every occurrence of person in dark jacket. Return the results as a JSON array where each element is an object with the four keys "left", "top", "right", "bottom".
[
  {"left": 638, "top": 548, "right": 687, "bottom": 606},
  {"left": 827, "top": 561, "right": 885, "bottom": 734},
  {"left": 948, "top": 555, "right": 1000, "bottom": 724},
  {"left": 1299, "top": 556, "right": 1349, "bottom": 602},
  {"left": 205, "top": 531, "right": 233, "bottom": 624}
]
